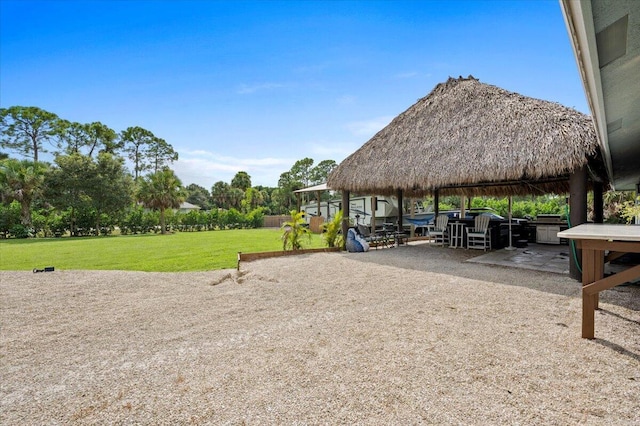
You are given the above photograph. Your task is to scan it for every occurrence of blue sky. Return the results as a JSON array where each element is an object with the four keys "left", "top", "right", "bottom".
[{"left": 0, "top": 0, "right": 587, "bottom": 188}]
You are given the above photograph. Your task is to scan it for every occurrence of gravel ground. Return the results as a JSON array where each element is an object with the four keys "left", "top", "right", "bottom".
[{"left": 1, "top": 242, "right": 639, "bottom": 425}]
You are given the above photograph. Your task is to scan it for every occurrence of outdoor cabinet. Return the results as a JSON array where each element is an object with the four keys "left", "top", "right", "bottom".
[{"left": 536, "top": 225, "right": 561, "bottom": 244}]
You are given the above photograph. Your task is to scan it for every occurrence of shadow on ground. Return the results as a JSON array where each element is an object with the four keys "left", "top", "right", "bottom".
[{"left": 346, "top": 241, "right": 640, "bottom": 312}]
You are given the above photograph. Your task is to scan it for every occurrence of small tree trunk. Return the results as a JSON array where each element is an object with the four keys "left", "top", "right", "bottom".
[
  {"left": 160, "top": 208, "right": 166, "bottom": 234},
  {"left": 70, "top": 207, "right": 76, "bottom": 237},
  {"left": 20, "top": 200, "right": 32, "bottom": 226}
]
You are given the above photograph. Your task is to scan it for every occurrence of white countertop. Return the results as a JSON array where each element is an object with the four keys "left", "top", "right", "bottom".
[{"left": 557, "top": 223, "right": 640, "bottom": 241}]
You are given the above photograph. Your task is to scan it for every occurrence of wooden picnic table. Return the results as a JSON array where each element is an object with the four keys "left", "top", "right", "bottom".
[{"left": 557, "top": 224, "right": 640, "bottom": 339}]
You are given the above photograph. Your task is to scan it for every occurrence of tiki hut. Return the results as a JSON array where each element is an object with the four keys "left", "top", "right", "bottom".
[{"left": 328, "top": 76, "right": 605, "bottom": 197}]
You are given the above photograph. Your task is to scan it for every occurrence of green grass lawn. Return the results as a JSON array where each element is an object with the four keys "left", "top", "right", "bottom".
[{"left": 0, "top": 229, "right": 326, "bottom": 272}]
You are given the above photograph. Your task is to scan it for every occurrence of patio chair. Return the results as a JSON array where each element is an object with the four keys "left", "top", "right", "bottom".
[
  {"left": 467, "top": 214, "right": 491, "bottom": 250},
  {"left": 430, "top": 214, "right": 449, "bottom": 246},
  {"left": 357, "top": 224, "right": 388, "bottom": 249}
]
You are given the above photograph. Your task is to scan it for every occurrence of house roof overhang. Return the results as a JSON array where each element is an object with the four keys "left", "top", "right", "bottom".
[{"left": 560, "top": 0, "right": 640, "bottom": 191}]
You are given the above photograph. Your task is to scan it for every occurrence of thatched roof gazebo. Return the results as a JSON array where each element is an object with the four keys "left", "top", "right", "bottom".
[
  {"left": 328, "top": 76, "right": 604, "bottom": 198},
  {"left": 328, "top": 76, "right": 607, "bottom": 279}
]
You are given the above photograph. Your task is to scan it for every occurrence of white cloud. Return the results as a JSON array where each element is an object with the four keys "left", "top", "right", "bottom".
[
  {"left": 394, "top": 71, "right": 433, "bottom": 79},
  {"left": 293, "top": 61, "right": 334, "bottom": 74},
  {"left": 395, "top": 71, "right": 418, "bottom": 79},
  {"left": 345, "top": 116, "right": 394, "bottom": 137},
  {"left": 236, "top": 82, "right": 285, "bottom": 94},
  {"left": 173, "top": 150, "right": 295, "bottom": 188},
  {"left": 181, "top": 149, "right": 292, "bottom": 166},
  {"left": 172, "top": 143, "right": 366, "bottom": 188},
  {"left": 308, "top": 142, "right": 360, "bottom": 161},
  {"left": 337, "top": 95, "right": 356, "bottom": 105}
]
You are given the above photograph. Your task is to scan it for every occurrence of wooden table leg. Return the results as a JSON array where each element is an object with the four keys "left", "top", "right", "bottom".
[
  {"left": 593, "top": 249, "right": 604, "bottom": 310},
  {"left": 581, "top": 248, "right": 597, "bottom": 339},
  {"left": 582, "top": 291, "right": 596, "bottom": 339}
]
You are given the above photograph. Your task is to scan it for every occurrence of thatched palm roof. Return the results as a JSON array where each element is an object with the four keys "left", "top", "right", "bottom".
[{"left": 328, "top": 76, "right": 602, "bottom": 197}]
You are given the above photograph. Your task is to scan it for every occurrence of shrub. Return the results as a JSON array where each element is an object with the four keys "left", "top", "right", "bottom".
[
  {"left": 322, "top": 209, "right": 343, "bottom": 248},
  {"left": 281, "top": 210, "right": 311, "bottom": 251},
  {"left": 205, "top": 209, "right": 219, "bottom": 230},
  {"left": 10, "top": 224, "right": 30, "bottom": 239},
  {"left": 621, "top": 196, "right": 640, "bottom": 224},
  {"left": 226, "top": 208, "right": 244, "bottom": 229},
  {"left": 246, "top": 207, "right": 265, "bottom": 229},
  {"left": 0, "top": 201, "right": 21, "bottom": 238}
]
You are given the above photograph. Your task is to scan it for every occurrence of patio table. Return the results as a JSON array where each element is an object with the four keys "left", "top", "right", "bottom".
[
  {"left": 448, "top": 222, "right": 466, "bottom": 249},
  {"left": 557, "top": 224, "right": 640, "bottom": 339}
]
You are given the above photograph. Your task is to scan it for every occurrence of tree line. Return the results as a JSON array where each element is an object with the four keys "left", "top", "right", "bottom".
[
  {"left": 4, "top": 105, "right": 634, "bottom": 239},
  {"left": 0, "top": 106, "right": 337, "bottom": 238}
]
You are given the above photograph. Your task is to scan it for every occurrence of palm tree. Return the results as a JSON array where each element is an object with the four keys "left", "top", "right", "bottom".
[
  {"left": 0, "top": 158, "right": 47, "bottom": 226},
  {"left": 211, "top": 181, "right": 230, "bottom": 209},
  {"left": 281, "top": 210, "right": 311, "bottom": 250},
  {"left": 227, "top": 187, "right": 245, "bottom": 210},
  {"left": 231, "top": 171, "right": 251, "bottom": 191},
  {"left": 137, "top": 168, "right": 185, "bottom": 234}
]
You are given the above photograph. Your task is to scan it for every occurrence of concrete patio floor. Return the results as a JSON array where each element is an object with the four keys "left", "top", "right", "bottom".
[
  {"left": 465, "top": 243, "right": 571, "bottom": 274},
  {"left": 402, "top": 238, "right": 638, "bottom": 278},
  {"left": 463, "top": 242, "right": 640, "bottom": 279}
]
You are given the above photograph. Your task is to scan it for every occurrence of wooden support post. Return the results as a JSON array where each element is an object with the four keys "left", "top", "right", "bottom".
[
  {"left": 371, "top": 196, "right": 377, "bottom": 232},
  {"left": 434, "top": 190, "right": 440, "bottom": 218},
  {"left": 397, "top": 189, "right": 404, "bottom": 233},
  {"left": 593, "top": 182, "right": 604, "bottom": 224},
  {"left": 409, "top": 197, "right": 415, "bottom": 238},
  {"left": 316, "top": 190, "right": 322, "bottom": 223},
  {"left": 569, "top": 166, "right": 587, "bottom": 281},
  {"left": 326, "top": 195, "right": 331, "bottom": 219},
  {"left": 341, "top": 190, "right": 350, "bottom": 250}
]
